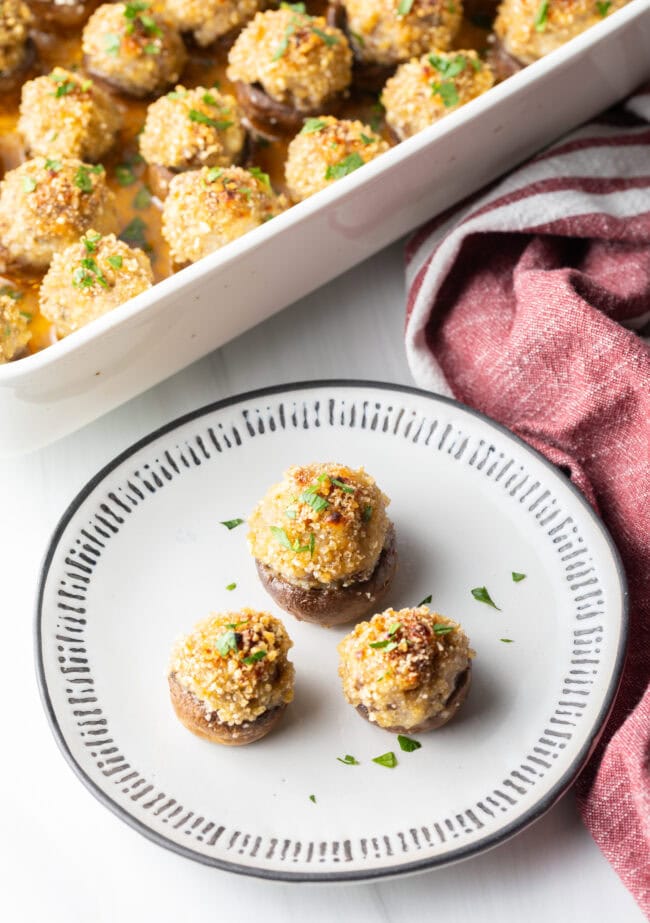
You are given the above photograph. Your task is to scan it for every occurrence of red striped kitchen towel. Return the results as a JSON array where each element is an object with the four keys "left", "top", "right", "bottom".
[{"left": 405, "top": 85, "right": 650, "bottom": 914}]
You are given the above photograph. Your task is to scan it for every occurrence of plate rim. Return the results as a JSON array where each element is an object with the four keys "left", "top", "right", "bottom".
[{"left": 34, "top": 379, "right": 629, "bottom": 883}]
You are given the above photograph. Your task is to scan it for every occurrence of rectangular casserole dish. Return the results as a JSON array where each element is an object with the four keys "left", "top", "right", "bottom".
[{"left": 1, "top": 0, "right": 649, "bottom": 457}]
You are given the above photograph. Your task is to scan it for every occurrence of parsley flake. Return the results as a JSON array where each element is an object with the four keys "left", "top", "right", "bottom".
[
  {"left": 44, "top": 157, "right": 62, "bottom": 173},
  {"left": 417, "top": 594, "right": 432, "bottom": 607},
  {"left": 431, "top": 80, "right": 459, "bottom": 108},
  {"left": 104, "top": 33, "right": 121, "bottom": 56},
  {"left": 243, "top": 650, "right": 267, "bottom": 664},
  {"left": 471, "top": 586, "right": 501, "bottom": 610},
  {"left": 280, "top": 1, "right": 306, "bottom": 10},
  {"left": 311, "top": 26, "right": 338, "bottom": 45},
  {"left": 205, "top": 167, "right": 223, "bottom": 184},
  {"left": 309, "top": 794, "right": 316, "bottom": 803},
  {"left": 115, "top": 164, "right": 137, "bottom": 186},
  {"left": 337, "top": 754, "right": 359, "bottom": 765},
  {"left": 301, "top": 485, "right": 329, "bottom": 512},
  {"left": 373, "top": 751, "right": 397, "bottom": 768},
  {"left": 360, "top": 133, "right": 375, "bottom": 145},
  {"left": 225, "top": 582, "right": 237, "bottom": 591},
  {"left": 512, "top": 572, "right": 527, "bottom": 582},
  {"left": 301, "top": 117, "right": 327, "bottom": 134},
  {"left": 429, "top": 52, "right": 467, "bottom": 78},
  {"left": 215, "top": 629, "right": 239, "bottom": 657},
  {"left": 433, "top": 624, "right": 455, "bottom": 635},
  {"left": 74, "top": 165, "right": 100, "bottom": 193},
  {"left": 330, "top": 477, "right": 355, "bottom": 492},
  {"left": 534, "top": 0, "right": 549, "bottom": 31},
  {"left": 107, "top": 254, "right": 123, "bottom": 270},
  {"left": 325, "top": 153, "right": 365, "bottom": 181},
  {"left": 188, "top": 109, "right": 233, "bottom": 131},
  {"left": 397, "top": 735, "right": 421, "bottom": 752},
  {"left": 388, "top": 622, "right": 401, "bottom": 637},
  {"left": 362, "top": 504, "right": 373, "bottom": 522},
  {"left": 53, "top": 79, "right": 77, "bottom": 98},
  {"left": 220, "top": 518, "right": 244, "bottom": 529},
  {"left": 596, "top": 0, "right": 611, "bottom": 14},
  {"left": 83, "top": 231, "right": 102, "bottom": 252},
  {"left": 22, "top": 176, "right": 37, "bottom": 193},
  {"left": 397, "top": 0, "right": 414, "bottom": 13},
  {"left": 119, "top": 216, "right": 150, "bottom": 250},
  {"left": 500, "top": 638, "right": 514, "bottom": 643},
  {"left": 133, "top": 185, "right": 152, "bottom": 209},
  {"left": 248, "top": 166, "right": 271, "bottom": 189},
  {"left": 369, "top": 639, "right": 398, "bottom": 651},
  {"left": 270, "top": 526, "right": 314, "bottom": 555},
  {"left": 0, "top": 286, "right": 22, "bottom": 301}
]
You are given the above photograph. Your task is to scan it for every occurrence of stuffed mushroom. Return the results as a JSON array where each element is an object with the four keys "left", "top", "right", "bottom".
[
  {"left": 338, "top": 606, "right": 473, "bottom": 732},
  {"left": 168, "top": 609, "right": 295, "bottom": 745},
  {"left": 285, "top": 116, "right": 389, "bottom": 202},
  {"left": 248, "top": 462, "right": 397, "bottom": 627},
  {"left": 382, "top": 49, "right": 494, "bottom": 140},
  {"left": 82, "top": 1, "right": 187, "bottom": 97},
  {"left": 227, "top": 7, "right": 352, "bottom": 137}
]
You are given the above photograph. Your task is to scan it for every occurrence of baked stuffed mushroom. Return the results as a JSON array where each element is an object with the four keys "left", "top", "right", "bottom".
[
  {"left": 162, "top": 165, "right": 286, "bottom": 265},
  {"left": 338, "top": 606, "right": 473, "bottom": 732},
  {"left": 227, "top": 7, "right": 352, "bottom": 137},
  {"left": 0, "top": 0, "right": 33, "bottom": 87},
  {"left": 285, "top": 116, "right": 389, "bottom": 202},
  {"left": 82, "top": 1, "right": 187, "bottom": 97},
  {"left": 490, "top": 0, "right": 629, "bottom": 78},
  {"left": 140, "top": 85, "right": 246, "bottom": 199},
  {"left": 329, "top": 0, "right": 463, "bottom": 89},
  {"left": 382, "top": 49, "right": 494, "bottom": 140},
  {"left": 39, "top": 231, "right": 153, "bottom": 337},
  {"left": 248, "top": 462, "right": 396, "bottom": 627},
  {"left": 162, "top": 0, "right": 264, "bottom": 46},
  {"left": 26, "top": 0, "right": 100, "bottom": 29},
  {"left": 18, "top": 68, "right": 122, "bottom": 162},
  {"left": 0, "top": 158, "right": 118, "bottom": 272},
  {"left": 0, "top": 288, "right": 30, "bottom": 362},
  {"left": 168, "top": 609, "right": 295, "bottom": 745}
]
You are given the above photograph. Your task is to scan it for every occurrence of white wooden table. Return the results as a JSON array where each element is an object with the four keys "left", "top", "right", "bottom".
[{"left": 1, "top": 240, "right": 643, "bottom": 923}]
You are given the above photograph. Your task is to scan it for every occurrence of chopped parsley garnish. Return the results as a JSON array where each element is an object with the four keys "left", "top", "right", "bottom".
[
  {"left": 471, "top": 586, "right": 501, "bottom": 609},
  {"left": 500, "top": 638, "right": 514, "bottom": 643},
  {"left": 243, "top": 650, "right": 267, "bottom": 664},
  {"left": 215, "top": 629, "right": 239, "bottom": 657},
  {"left": 431, "top": 80, "right": 459, "bottom": 108},
  {"left": 309, "top": 794, "right": 316, "bottom": 803},
  {"left": 201, "top": 92, "right": 219, "bottom": 107},
  {"left": 144, "top": 43, "right": 160, "bottom": 55},
  {"left": 270, "top": 525, "right": 315, "bottom": 555},
  {"left": 373, "top": 751, "right": 397, "bottom": 768},
  {"left": 388, "top": 622, "right": 401, "bottom": 636},
  {"left": 417, "top": 594, "right": 432, "bottom": 607},
  {"left": 167, "top": 88, "right": 188, "bottom": 100},
  {"left": 311, "top": 26, "right": 338, "bottom": 45},
  {"left": 397, "top": 735, "right": 421, "bottom": 752},
  {"left": 188, "top": 109, "right": 233, "bottom": 131},
  {"left": 301, "top": 117, "right": 327, "bottom": 134},
  {"left": 337, "top": 754, "right": 359, "bottom": 765},
  {"left": 349, "top": 29, "right": 365, "bottom": 47},
  {"left": 534, "top": 0, "right": 549, "bottom": 31},
  {"left": 512, "top": 572, "right": 526, "bottom": 582},
  {"left": 280, "top": 1, "right": 306, "bottom": 10},
  {"left": 470, "top": 56, "right": 482, "bottom": 71},
  {"left": 44, "top": 158, "right": 62, "bottom": 173},
  {"left": 360, "top": 133, "right": 375, "bottom": 145},
  {"left": 0, "top": 286, "right": 23, "bottom": 301},
  {"left": 429, "top": 53, "right": 467, "bottom": 79},
  {"left": 107, "top": 254, "right": 123, "bottom": 270},
  {"left": 330, "top": 477, "right": 354, "bottom": 493},
  {"left": 52, "top": 79, "right": 77, "bottom": 98},
  {"left": 74, "top": 164, "right": 102, "bottom": 193},
  {"left": 119, "top": 216, "right": 150, "bottom": 250},
  {"left": 22, "top": 176, "right": 37, "bottom": 193},
  {"left": 225, "top": 582, "right": 237, "bottom": 591},
  {"left": 248, "top": 166, "right": 271, "bottom": 189},
  {"left": 369, "top": 639, "right": 398, "bottom": 651},
  {"left": 76, "top": 256, "right": 108, "bottom": 289},
  {"left": 19, "top": 310, "right": 32, "bottom": 321},
  {"left": 362, "top": 504, "right": 373, "bottom": 522},
  {"left": 225, "top": 618, "right": 248, "bottom": 629},
  {"left": 124, "top": 0, "right": 149, "bottom": 17},
  {"left": 133, "top": 185, "right": 152, "bottom": 209},
  {"left": 397, "top": 0, "right": 414, "bottom": 14},
  {"left": 272, "top": 22, "right": 296, "bottom": 61},
  {"left": 220, "top": 518, "right": 244, "bottom": 529},
  {"left": 448, "top": 0, "right": 457, "bottom": 11},
  {"left": 596, "top": 0, "right": 611, "bottom": 14},
  {"left": 83, "top": 231, "right": 102, "bottom": 252},
  {"left": 285, "top": 508, "right": 297, "bottom": 519},
  {"left": 104, "top": 33, "right": 121, "bottom": 56},
  {"left": 433, "top": 624, "right": 455, "bottom": 635},
  {"left": 206, "top": 167, "right": 223, "bottom": 184},
  {"left": 325, "top": 153, "right": 365, "bottom": 181},
  {"left": 115, "top": 164, "right": 137, "bottom": 186},
  {"left": 300, "top": 485, "right": 329, "bottom": 512}
]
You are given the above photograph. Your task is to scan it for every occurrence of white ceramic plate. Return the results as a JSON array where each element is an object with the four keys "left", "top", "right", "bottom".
[{"left": 36, "top": 382, "right": 627, "bottom": 882}]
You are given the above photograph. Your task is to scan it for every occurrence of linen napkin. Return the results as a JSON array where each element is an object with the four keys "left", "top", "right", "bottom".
[{"left": 404, "top": 84, "right": 650, "bottom": 914}]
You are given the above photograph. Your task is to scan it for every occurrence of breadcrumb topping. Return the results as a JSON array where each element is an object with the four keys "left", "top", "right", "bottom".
[
  {"left": 227, "top": 8, "right": 352, "bottom": 111},
  {"left": 39, "top": 231, "right": 153, "bottom": 337},
  {"left": 162, "top": 165, "right": 287, "bottom": 264},
  {"left": 18, "top": 68, "right": 122, "bottom": 162},
  {"left": 0, "top": 292, "right": 30, "bottom": 362},
  {"left": 248, "top": 462, "right": 391, "bottom": 589},
  {"left": 342, "top": 0, "right": 462, "bottom": 66},
  {"left": 163, "top": 0, "right": 264, "bottom": 46},
  {"left": 0, "top": 0, "right": 31, "bottom": 76},
  {"left": 285, "top": 116, "right": 389, "bottom": 202},
  {"left": 382, "top": 49, "right": 494, "bottom": 140},
  {"left": 140, "top": 85, "right": 245, "bottom": 171},
  {"left": 494, "top": 0, "right": 629, "bottom": 65},
  {"left": 169, "top": 609, "right": 295, "bottom": 726},
  {"left": 0, "top": 157, "right": 118, "bottom": 271},
  {"left": 338, "top": 606, "right": 473, "bottom": 729}
]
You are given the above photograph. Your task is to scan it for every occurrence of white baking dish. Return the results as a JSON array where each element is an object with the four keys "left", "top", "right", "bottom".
[{"left": 2, "top": 1, "right": 649, "bottom": 457}]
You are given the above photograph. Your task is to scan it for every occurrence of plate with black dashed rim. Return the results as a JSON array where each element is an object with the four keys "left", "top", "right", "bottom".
[{"left": 36, "top": 381, "right": 627, "bottom": 882}]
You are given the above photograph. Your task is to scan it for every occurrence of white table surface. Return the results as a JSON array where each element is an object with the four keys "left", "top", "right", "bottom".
[{"left": 1, "top": 240, "right": 643, "bottom": 923}]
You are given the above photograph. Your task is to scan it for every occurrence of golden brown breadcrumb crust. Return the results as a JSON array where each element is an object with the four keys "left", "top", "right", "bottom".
[{"left": 0, "top": 291, "right": 30, "bottom": 362}]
